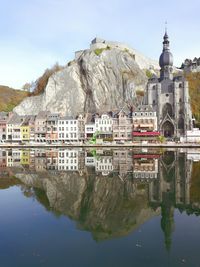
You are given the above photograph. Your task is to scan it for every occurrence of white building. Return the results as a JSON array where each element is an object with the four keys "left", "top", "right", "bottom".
[
  {"left": 58, "top": 116, "right": 79, "bottom": 143},
  {"left": 95, "top": 113, "right": 113, "bottom": 140},
  {"left": 85, "top": 123, "right": 96, "bottom": 139},
  {"left": 180, "top": 128, "right": 200, "bottom": 143}
]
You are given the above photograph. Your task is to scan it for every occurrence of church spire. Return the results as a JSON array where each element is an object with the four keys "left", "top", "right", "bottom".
[{"left": 159, "top": 27, "right": 174, "bottom": 81}]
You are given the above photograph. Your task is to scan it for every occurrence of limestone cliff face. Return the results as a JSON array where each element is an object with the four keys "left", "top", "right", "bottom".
[{"left": 14, "top": 42, "right": 158, "bottom": 116}]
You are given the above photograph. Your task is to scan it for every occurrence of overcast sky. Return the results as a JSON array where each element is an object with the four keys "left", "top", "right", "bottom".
[{"left": 0, "top": 0, "right": 199, "bottom": 88}]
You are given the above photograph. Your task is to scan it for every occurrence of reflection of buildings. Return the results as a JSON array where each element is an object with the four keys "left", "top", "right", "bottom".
[
  {"left": 85, "top": 150, "right": 113, "bottom": 175},
  {"left": 58, "top": 149, "right": 79, "bottom": 171},
  {"left": 133, "top": 154, "right": 159, "bottom": 180},
  {"left": 0, "top": 150, "right": 6, "bottom": 168},
  {"left": 113, "top": 150, "right": 133, "bottom": 179},
  {"left": 34, "top": 150, "right": 47, "bottom": 172}
]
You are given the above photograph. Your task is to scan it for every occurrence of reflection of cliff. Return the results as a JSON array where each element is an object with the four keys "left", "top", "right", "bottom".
[{"left": 14, "top": 169, "right": 159, "bottom": 240}]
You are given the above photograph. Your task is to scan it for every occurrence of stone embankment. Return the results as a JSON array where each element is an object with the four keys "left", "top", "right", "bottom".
[{"left": 1, "top": 142, "right": 200, "bottom": 148}]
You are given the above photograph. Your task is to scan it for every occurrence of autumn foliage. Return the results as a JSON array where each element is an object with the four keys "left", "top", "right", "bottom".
[
  {"left": 0, "top": 86, "right": 28, "bottom": 112},
  {"left": 31, "top": 63, "right": 64, "bottom": 96},
  {"left": 186, "top": 72, "right": 200, "bottom": 125}
]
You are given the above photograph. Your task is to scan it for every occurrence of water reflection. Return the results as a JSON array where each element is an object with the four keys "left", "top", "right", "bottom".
[{"left": 0, "top": 147, "right": 200, "bottom": 248}]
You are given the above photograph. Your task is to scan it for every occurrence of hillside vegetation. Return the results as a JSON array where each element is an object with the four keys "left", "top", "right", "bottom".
[
  {"left": 31, "top": 63, "right": 64, "bottom": 96},
  {"left": 187, "top": 72, "right": 200, "bottom": 125},
  {"left": 0, "top": 86, "right": 28, "bottom": 112}
]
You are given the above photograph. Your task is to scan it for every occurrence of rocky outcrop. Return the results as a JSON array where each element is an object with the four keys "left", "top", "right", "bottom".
[{"left": 14, "top": 40, "right": 159, "bottom": 116}]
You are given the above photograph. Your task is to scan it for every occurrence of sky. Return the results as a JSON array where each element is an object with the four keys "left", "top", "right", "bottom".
[{"left": 0, "top": 0, "right": 199, "bottom": 89}]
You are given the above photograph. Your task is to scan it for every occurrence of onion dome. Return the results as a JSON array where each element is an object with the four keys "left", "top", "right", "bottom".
[{"left": 159, "top": 31, "right": 173, "bottom": 68}]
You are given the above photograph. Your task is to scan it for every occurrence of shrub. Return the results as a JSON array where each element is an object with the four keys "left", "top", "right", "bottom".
[
  {"left": 31, "top": 63, "right": 64, "bottom": 96},
  {"left": 94, "top": 48, "right": 105, "bottom": 56},
  {"left": 146, "top": 69, "right": 153, "bottom": 78}
]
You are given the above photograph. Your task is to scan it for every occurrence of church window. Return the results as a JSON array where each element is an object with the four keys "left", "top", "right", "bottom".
[
  {"left": 179, "top": 98, "right": 182, "bottom": 102},
  {"left": 153, "top": 100, "right": 156, "bottom": 105},
  {"left": 162, "top": 103, "right": 173, "bottom": 117},
  {"left": 168, "top": 85, "right": 173, "bottom": 93},
  {"left": 179, "top": 83, "right": 182, "bottom": 88},
  {"left": 166, "top": 94, "right": 169, "bottom": 97},
  {"left": 178, "top": 118, "right": 184, "bottom": 129}
]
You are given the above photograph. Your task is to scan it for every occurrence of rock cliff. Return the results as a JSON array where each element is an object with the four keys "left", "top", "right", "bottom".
[{"left": 14, "top": 39, "right": 159, "bottom": 116}]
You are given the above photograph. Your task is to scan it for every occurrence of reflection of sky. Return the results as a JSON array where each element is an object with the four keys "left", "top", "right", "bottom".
[
  {"left": 1, "top": 0, "right": 200, "bottom": 88},
  {"left": 0, "top": 185, "right": 200, "bottom": 266}
]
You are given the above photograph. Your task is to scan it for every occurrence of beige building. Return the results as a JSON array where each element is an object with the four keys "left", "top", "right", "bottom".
[
  {"left": 34, "top": 111, "right": 50, "bottom": 142},
  {"left": 132, "top": 105, "right": 157, "bottom": 132},
  {"left": 112, "top": 109, "right": 133, "bottom": 142}
]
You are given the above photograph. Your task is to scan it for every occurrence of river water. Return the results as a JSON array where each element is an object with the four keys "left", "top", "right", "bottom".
[{"left": 0, "top": 147, "right": 200, "bottom": 267}]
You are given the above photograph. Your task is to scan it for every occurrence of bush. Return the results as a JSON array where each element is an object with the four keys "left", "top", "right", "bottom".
[
  {"left": 146, "top": 69, "right": 153, "bottom": 78},
  {"left": 31, "top": 63, "right": 64, "bottom": 96},
  {"left": 94, "top": 48, "right": 105, "bottom": 56}
]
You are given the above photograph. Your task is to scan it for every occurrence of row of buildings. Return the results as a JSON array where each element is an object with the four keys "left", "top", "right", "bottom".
[{"left": 0, "top": 107, "right": 159, "bottom": 143}]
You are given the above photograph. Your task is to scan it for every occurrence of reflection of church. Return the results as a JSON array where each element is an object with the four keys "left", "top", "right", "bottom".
[
  {"left": 144, "top": 31, "right": 193, "bottom": 137},
  {"left": 148, "top": 151, "right": 193, "bottom": 250},
  {"left": 149, "top": 151, "right": 192, "bottom": 206}
]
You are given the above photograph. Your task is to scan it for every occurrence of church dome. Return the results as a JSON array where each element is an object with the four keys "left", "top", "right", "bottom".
[{"left": 159, "top": 50, "right": 173, "bottom": 68}]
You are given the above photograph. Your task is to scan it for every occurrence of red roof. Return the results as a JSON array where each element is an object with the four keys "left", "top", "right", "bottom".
[{"left": 133, "top": 131, "right": 160, "bottom": 136}]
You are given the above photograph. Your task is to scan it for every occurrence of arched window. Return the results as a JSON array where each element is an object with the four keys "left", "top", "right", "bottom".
[
  {"left": 178, "top": 118, "right": 184, "bottom": 129},
  {"left": 162, "top": 103, "right": 173, "bottom": 117}
]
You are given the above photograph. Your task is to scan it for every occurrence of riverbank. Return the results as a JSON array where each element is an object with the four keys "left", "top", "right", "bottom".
[{"left": 1, "top": 142, "right": 200, "bottom": 148}]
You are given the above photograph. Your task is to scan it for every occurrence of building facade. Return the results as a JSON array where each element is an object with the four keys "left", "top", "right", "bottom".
[
  {"left": 34, "top": 111, "right": 49, "bottom": 142},
  {"left": 0, "top": 112, "right": 9, "bottom": 141},
  {"left": 113, "top": 109, "right": 133, "bottom": 141},
  {"left": 95, "top": 113, "right": 113, "bottom": 140},
  {"left": 144, "top": 31, "right": 193, "bottom": 137}
]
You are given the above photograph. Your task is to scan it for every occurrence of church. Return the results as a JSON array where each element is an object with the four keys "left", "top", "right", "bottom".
[{"left": 143, "top": 30, "right": 193, "bottom": 137}]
